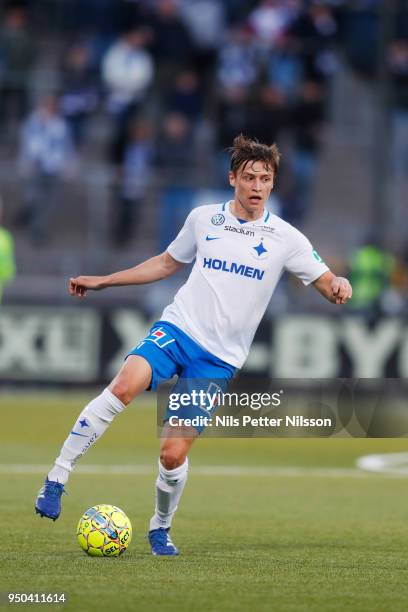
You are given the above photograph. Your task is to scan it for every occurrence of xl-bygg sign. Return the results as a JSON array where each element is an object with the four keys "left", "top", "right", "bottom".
[
  {"left": 103, "top": 312, "right": 408, "bottom": 379},
  {"left": 0, "top": 307, "right": 407, "bottom": 381},
  {"left": 267, "top": 316, "right": 408, "bottom": 378},
  {"left": 0, "top": 307, "right": 101, "bottom": 381}
]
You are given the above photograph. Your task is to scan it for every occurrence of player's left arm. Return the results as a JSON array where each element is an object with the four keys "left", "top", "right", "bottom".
[{"left": 313, "top": 270, "right": 352, "bottom": 305}]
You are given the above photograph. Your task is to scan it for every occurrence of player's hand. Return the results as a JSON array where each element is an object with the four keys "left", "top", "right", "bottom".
[
  {"left": 69, "top": 276, "right": 105, "bottom": 298},
  {"left": 330, "top": 276, "right": 352, "bottom": 305}
]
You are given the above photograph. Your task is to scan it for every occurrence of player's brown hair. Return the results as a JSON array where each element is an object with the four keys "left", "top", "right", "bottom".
[{"left": 229, "top": 134, "right": 281, "bottom": 176}]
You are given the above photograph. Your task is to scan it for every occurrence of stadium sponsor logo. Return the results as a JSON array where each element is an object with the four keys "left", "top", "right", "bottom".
[
  {"left": 202, "top": 257, "right": 264, "bottom": 280},
  {"left": 211, "top": 213, "right": 225, "bottom": 226},
  {"left": 224, "top": 225, "right": 255, "bottom": 237}
]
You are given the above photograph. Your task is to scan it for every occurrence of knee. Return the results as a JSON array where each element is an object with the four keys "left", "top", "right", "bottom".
[
  {"left": 108, "top": 379, "right": 133, "bottom": 406},
  {"left": 160, "top": 446, "right": 187, "bottom": 470}
]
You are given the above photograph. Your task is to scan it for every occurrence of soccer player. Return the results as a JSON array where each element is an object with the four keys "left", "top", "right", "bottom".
[{"left": 35, "top": 135, "right": 352, "bottom": 555}]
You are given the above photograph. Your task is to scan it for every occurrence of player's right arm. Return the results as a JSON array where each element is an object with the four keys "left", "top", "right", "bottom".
[
  {"left": 70, "top": 207, "right": 199, "bottom": 298},
  {"left": 69, "top": 251, "right": 184, "bottom": 298}
]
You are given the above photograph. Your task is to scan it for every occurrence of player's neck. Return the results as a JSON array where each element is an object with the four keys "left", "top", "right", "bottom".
[{"left": 230, "top": 199, "right": 264, "bottom": 222}]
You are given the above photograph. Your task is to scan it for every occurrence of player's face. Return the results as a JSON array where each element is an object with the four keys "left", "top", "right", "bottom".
[{"left": 229, "top": 160, "right": 274, "bottom": 218}]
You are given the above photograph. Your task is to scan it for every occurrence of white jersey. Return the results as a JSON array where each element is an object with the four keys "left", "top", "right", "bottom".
[{"left": 161, "top": 202, "right": 329, "bottom": 368}]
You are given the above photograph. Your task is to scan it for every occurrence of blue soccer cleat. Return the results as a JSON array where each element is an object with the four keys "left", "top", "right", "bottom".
[
  {"left": 35, "top": 478, "right": 66, "bottom": 521},
  {"left": 148, "top": 528, "right": 179, "bottom": 556}
]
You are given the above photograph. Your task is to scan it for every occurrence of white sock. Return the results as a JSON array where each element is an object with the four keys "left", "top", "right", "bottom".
[
  {"left": 149, "top": 458, "right": 189, "bottom": 531},
  {"left": 47, "top": 388, "right": 125, "bottom": 485}
]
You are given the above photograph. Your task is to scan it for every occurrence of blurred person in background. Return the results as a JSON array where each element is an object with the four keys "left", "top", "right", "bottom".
[
  {"left": 223, "top": 0, "right": 263, "bottom": 25},
  {"left": 214, "top": 24, "right": 262, "bottom": 182},
  {"left": 245, "top": 84, "right": 288, "bottom": 212},
  {"left": 348, "top": 239, "right": 396, "bottom": 318},
  {"left": 247, "top": 0, "right": 297, "bottom": 49},
  {"left": 389, "top": 38, "right": 408, "bottom": 239},
  {"left": 284, "top": 79, "right": 326, "bottom": 225},
  {"left": 247, "top": 84, "right": 288, "bottom": 147},
  {"left": 56, "top": 0, "right": 122, "bottom": 61},
  {"left": 287, "top": 0, "right": 338, "bottom": 83},
  {"left": 60, "top": 41, "right": 99, "bottom": 148},
  {"left": 387, "top": 244, "right": 408, "bottom": 316},
  {"left": 110, "top": 118, "right": 154, "bottom": 247},
  {"left": 149, "top": 0, "right": 194, "bottom": 93},
  {"left": 165, "top": 69, "right": 203, "bottom": 125},
  {"left": 0, "top": 4, "right": 36, "bottom": 137},
  {"left": 102, "top": 27, "right": 154, "bottom": 156},
  {"left": 341, "top": 0, "right": 379, "bottom": 79},
  {"left": 214, "top": 85, "right": 251, "bottom": 184},
  {"left": 155, "top": 112, "right": 196, "bottom": 252},
  {"left": 119, "top": 0, "right": 155, "bottom": 32},
  {"left": 265, "top": 34, "right": 304, "bottom": 102},
  {"left": 0, "top": 195, "right": 16, "bottom": 304},
  {"left": 399, "top": 245, "right": 408, "bottom": 302},
  {"left": 179, "top": 0, "right": 225, "bottom": 81},
  {"left": 17, "top": 94, "right": 76, "bottom": 246},
  {"left": 216, "top": 25, "right": 262, "bottom": 91}
]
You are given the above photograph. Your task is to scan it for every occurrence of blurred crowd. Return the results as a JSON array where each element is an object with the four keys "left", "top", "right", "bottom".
[{"left": 0, "top": 0, "right": 407, "bottom": 267}]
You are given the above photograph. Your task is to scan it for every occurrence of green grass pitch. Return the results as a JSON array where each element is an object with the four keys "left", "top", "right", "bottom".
[{"left": 1, "top": 392, "right": 408, "bottom": 611}]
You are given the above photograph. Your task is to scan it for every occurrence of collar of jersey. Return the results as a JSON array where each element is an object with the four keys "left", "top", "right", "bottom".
[{"left": 221, "top": 201, "right": 270, "bottom": 225}]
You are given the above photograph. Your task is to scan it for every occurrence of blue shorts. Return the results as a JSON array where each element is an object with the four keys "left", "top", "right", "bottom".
[{"left": 127, "top": 320, "right": 236, "bottom": 433}]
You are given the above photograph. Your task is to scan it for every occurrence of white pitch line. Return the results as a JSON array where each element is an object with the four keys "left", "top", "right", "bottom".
[
  {"left": 0, "top": 464, "right": 393, "bottom": 478},
  {"left": 357, "top": 453, "right": 408, "bottom": 476}
]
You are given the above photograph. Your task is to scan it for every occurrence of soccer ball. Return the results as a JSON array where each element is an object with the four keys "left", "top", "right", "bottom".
[{"left": 77, "top": 504, "right": 132, "bottom": 557}]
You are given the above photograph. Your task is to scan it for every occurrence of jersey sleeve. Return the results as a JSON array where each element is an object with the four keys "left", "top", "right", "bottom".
[
  {"left": 166, "top": 208, "right": 198, "bottom": 264},
  {"left": 284, "top": 227, "right": 329, "bottom": 285}
]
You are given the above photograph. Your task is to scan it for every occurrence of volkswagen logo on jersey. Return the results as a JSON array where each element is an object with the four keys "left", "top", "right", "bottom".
[
  {"left": 251, "top": 239, "right": 269, "bottom": 261},
  {"left": 211, "top": 213, "right": 225, "bottom": 226}
]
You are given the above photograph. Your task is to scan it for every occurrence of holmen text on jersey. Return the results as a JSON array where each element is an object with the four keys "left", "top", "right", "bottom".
[{"left": 203, "top": 257, "right": 264, "bottom": 280}]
